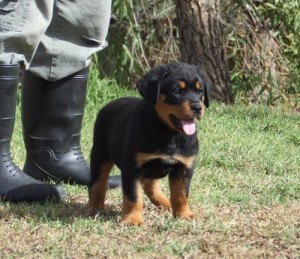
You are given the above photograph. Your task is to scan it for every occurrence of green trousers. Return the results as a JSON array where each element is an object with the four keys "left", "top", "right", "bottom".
[{"left": 0, "top": 0, "right": 111, "bottom": 80}]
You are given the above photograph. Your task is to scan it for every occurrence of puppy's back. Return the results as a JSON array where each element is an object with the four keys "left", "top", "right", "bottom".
[
  {"left": 93, "top": 97, "right": 141, "bottom": 144},
  {"left": 96, "top": 96, "right": 140, "bottom": 122}
]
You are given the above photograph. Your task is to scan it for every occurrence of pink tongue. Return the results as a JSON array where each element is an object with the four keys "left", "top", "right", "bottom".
[{"left": 181, "top": 120, "right": 196, "bottom": 135}]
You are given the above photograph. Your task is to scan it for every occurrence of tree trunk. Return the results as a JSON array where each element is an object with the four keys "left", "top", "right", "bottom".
[{"left": 175, "top": 0, "right": 234, "bottom": 104}]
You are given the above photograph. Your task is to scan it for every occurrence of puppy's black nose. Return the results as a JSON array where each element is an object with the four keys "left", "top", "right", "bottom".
[{"left": 190, "top": 103, "right": 202, "bottom": 115}]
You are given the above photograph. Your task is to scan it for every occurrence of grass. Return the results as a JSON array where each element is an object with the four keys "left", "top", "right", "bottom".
[{"left": 1, "top": 66, "right": 300, "bottom": 258}]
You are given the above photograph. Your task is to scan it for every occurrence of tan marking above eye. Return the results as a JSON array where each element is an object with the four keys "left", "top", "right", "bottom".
[
  {"left": 178, "top": 81, "right": 186, "bottom": 89},
  {"left": 195, "top": 82, "right": 201, "bottom": 90}
]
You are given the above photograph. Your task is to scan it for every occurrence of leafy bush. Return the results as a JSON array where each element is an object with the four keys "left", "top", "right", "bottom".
[
  {"left": 97, "top": 0, "right": 178, "bottom": 85},
  {"left": 224, "top": 0, "right": 299, "bottom": 106}
]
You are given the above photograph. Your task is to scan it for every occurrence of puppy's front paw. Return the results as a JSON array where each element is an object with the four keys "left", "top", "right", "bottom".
[
  {"left": 87, "top": 201, "right": 104, "bottom": 216},
  {"left": 173, "top": 209, "right": 194, "bottom": 220},
  {"left": 121, "top": 215, "right": 144, "bottom": 226}
]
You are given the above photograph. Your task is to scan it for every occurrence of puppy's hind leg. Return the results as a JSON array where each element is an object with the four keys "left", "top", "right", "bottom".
[
  {"left": 88, "top": 147, "right": 114, "bottom": 213},
  {"left": 142, "top": 179, "right": 171, "bottom": 210},
  {"left": 121, "top": 175, "right": 144, "bottom": 226}
]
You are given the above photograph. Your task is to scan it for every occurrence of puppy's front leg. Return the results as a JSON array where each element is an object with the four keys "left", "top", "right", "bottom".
[
  {"left": 142, "top": 178, "right": 171, "bottom": 210},
  {"left": 121, "top": 175, "right": 144, "bottom": 226},
  {"left": 169, "top": 168, "right": 194, "bottom": 219}
]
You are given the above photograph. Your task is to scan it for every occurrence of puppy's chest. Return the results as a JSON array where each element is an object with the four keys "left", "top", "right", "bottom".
[
  {"left": 135, "top": 152, "right": 195, "bottom": 168},
  {"left": 135, "top": 152, "right": 195, "bottom": 179},
  {"left": 135, "top": 138, "right": 198, "bottom": 178},
  {"left": 133, "top": 128, "right": 199, "bottom": 177}
]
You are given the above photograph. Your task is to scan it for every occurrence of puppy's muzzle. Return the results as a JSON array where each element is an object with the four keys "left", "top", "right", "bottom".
[{"left": 190, "top": 102, "right": 202, "bottom": 116}]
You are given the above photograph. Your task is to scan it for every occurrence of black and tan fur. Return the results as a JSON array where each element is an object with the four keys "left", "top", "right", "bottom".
[{"left": 88, "top": 62, "right": 209, "bottom": 225}]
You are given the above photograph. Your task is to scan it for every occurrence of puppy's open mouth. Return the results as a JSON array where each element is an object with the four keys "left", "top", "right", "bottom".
[
  {"left": 181, "top": 119, "right": 197, "bottom": 135},
  {"left": 170, "top": 115, "right": 197, "bottom": 135}
]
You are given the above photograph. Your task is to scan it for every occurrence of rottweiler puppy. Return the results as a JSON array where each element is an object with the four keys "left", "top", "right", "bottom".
[{"left": 88, "top": 62, "right": 209, "bottom": 226}]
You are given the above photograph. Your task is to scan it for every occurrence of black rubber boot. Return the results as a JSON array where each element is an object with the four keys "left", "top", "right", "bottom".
[
  {"left": 21, "top": 67, "right": 121, "bottom": 188},
  {"left": 0, "top": 64, "right": 66, "bottom": 202}
]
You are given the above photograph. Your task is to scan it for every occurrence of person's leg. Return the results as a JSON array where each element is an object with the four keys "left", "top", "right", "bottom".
[
  {"left": 21, "top": 0, "right": 121, "bottom": 188},
  {"left": 0, "top": 64, "right": 66, "bottom": 202},
  {"left": 28, "top": 0, "right": 112, "bottom": 80},
  {"left": 22, "top": 67, "right": 91, "bottom": 185},
  {"left": 0, "top": 0, "right": 54, "bottom": 68},
  {"left": 0, "top": 0, "right": 66, "bottom": 202}
]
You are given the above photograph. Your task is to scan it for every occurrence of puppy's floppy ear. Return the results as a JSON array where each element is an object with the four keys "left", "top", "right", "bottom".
[
  {"left": 197, "top": 68, "right": 210, "bottom": 108},
  {"left": 136, "top": 65, "right": 168, "bottom": 105},
  {"left": 203, "top": 83, "right": 209, "bottom": 108}
]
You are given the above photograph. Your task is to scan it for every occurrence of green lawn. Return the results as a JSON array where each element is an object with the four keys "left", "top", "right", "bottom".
[{"left": 1, "top": 68, "right": 299, "bottom": 258}]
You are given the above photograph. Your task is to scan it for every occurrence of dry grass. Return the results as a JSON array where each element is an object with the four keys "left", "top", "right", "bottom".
[{"left": 0, "top": 193, "right": 299, "bottom": 258}]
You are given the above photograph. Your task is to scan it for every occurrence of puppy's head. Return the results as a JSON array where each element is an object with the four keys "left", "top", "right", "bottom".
[{"left": 137, "top": 62, "right": 210, "bottom": 135}]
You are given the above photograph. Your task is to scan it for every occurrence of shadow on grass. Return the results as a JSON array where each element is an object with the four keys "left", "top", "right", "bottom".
[{"left": 2, "top": 200, "right": 122, "bottom": 225}]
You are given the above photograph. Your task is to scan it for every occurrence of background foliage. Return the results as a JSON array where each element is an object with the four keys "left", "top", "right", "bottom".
[
  {"left": 224, "top": 0, "right": 300, "bottom": 106},
  {"left": 97, "top": 0, "right": 299, "bottom": 107},
  {"left": 97, "top": 0, "right": 178, "bottom": 85}
]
